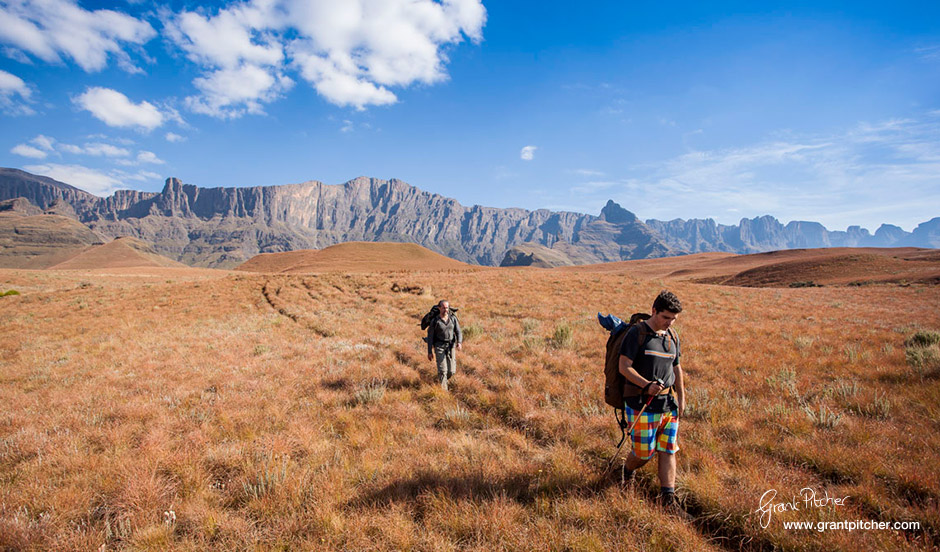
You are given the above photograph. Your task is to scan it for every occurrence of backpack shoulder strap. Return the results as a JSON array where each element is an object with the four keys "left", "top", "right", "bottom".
[
  {"left": 667, "top": 327, "right": 679, "bottom": 350},
  {"left": 635, "top": 321, "right": 653, "bottom": 348}
]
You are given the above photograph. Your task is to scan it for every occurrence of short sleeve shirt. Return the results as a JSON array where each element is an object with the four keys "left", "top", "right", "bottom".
[{"left": 620, "top": 323, "right": 680, "bottom": 412}]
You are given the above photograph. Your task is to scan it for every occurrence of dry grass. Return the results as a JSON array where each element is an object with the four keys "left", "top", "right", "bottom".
[{"left": 0, "top": 266, "right": 938, "bottom": 550}]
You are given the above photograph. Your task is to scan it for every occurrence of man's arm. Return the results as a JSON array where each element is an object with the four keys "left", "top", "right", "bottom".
[
  {"left": 673, "top": 363, "right": 685, "bottom": 417},
  {"left": 455, "top": 318, "right": 463, "bottom": 350},
  {"left": 427, "top": 323, "right": 435, "bottom": 360},
  {"left": 619, "top": 355, "right": 664, "bottom": 395}
]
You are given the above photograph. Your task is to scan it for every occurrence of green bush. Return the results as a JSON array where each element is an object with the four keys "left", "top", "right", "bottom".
[
  {"left": 550, "top": 322, "right": 573, "bottom": 349},
  {"left": 462, "top": 323, "right": 483, "bottom": 341},
  {"left": 1, "top": 290, "right": 20, "bottom": 297},
  {"left": 905, "top": 331, "right": 940, "bottom": 348}
]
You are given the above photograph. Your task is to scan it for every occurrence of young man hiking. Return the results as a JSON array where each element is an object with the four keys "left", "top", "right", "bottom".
[
  {"left": 427, "top": 300, "right": 462, "bottom": 390},
  {"left": 618, "top": 290, "right": 686, "bottom": 507}
]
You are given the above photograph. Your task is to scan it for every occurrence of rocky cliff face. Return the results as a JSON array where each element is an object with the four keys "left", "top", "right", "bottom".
[
  {"left": 0, "top": 169, "right": 675, "bottom": 268},
  {"left": 645, "top": 214, "right": 935, "bottom": 254},
  {"left": 1, "top": 167, "right": 935, "bottom": 268}
]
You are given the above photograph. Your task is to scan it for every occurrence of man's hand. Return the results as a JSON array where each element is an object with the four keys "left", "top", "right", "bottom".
[
  {"left": 646, "top": 381, "right": 664, "bottom": 396},
  {"left": 428, "top": 352, "right": 433, "bottom": 361},
  {"left": 677, "top": 395, "right": 685, "bottom": 418},
  {"left": 456, "top": 343, "right": 462, "bottom": 351}
]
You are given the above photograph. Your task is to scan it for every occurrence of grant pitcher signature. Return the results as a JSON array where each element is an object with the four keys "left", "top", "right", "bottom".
[{"left": 755, "top": 488, "right": 850, "bottom": 528}]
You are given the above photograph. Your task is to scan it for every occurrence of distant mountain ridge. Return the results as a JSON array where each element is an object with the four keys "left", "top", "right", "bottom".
[
  {"left": 645, "top": 215, "right": 940, "bottom": 253},
  {"left": 0, "top": 167, "right": 936, "bottom": 268}
]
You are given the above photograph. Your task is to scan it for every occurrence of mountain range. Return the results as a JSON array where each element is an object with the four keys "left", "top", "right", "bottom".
[{"left": 1, "top": 167, "right": 937, "bottom": 268}]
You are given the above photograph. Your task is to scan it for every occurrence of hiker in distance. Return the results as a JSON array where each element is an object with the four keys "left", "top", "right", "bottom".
[
  {"left": 619, "top": 290, "right": 686, "bottom": 507},
  {"left": 427, "top": 300, "right": 463, "bottom": 391}
]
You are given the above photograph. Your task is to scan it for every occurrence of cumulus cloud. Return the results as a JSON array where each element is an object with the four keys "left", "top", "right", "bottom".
[
  {"left": 30, "top": 134, "right": 55, "bottom": 150},
  {"left": 82, "top": 142, "right": 131, "bottom": 157},
  {"left": 11, "top": 143, "right": 47, "bottom": 158},
  {"left": 0, "top": 0, "right": 156, "bottom": 72},
  {"left": 0, "top": 68, "right": 34, "bottom": 115},
  {"left": 186, "top": 64, "right": 294, "bottom": 118},
  {"left": 24, "top": 163, "right": 124, "bottom": 196},
  {"left": 520, "top": 145, "right": 537, "bottom": 161},
  {"left": 136, "top": 150, "right": 164, "bottom": 164},
  {"left": 165, "top": 0, "right": 486, "bottom": 116},
  {"left": 165, "top": 132, "right": 185, "bottom": 142},
  {"left": 0, "top": 0, "right": 155, "bottom": 72},
  {"left": 74, "top": 87, "right": 164, "bottom": 130}
]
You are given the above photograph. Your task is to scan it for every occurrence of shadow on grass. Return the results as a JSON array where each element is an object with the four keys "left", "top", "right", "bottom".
[{"left": 348, "top": 469, "right": 601, "bottom": 513}]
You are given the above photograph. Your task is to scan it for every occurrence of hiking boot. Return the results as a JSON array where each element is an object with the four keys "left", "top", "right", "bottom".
[
  {"left": 659, "top": 493, "right": 692, "bottom": 520},
  {"left": 439, "top": 375, "right": 449, "bottom": 391}
]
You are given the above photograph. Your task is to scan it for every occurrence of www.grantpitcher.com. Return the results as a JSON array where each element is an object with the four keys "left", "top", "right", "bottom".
[{"left": 783, "top": 520, "right": 922, "bottom": 533}]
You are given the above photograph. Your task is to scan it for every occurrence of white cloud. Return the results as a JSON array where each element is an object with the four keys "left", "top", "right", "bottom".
[
  {"left": 23, "top": 163, "right": 124, "bottom": 196},
  {"left": 165, "top": 132, "right": 185, "bottom": 142},
  {"left": 82, "top": 142, "right": 130, "bottom": 157},
  {"left": 186, "top": 64, "right": 294, "bottom": 118},
  {"left": 571, "top": 168, "right": 605, "bottom": 177},
  {"left": 583, "top": 114, "right": 940, "bottom": 231},
  {"left": 0, "top": 0, "right": 155, "bottom": 72},
  {"left": 136, "top": 150, "right": 164, "bottom": 164},
  {"left": 59, "top": 143, "right": 83, "bottom": 154},
  {"left": 74, "top": 87, "right": 164, "bottom": 130},
  {"left": 11, "top": 143, "right": 47, "bottom": 158},
  {"left": 520, "top": 145, "right": 537, "bottom": 161},
  {"left": 0, "top": 68, "right": 34, "bottom": 115},
  {"left": 166, "top": 0, "right": 486, "bottom": 115},
  {"left": 30, "top": 134, "right": 55, "bottom": 150}
]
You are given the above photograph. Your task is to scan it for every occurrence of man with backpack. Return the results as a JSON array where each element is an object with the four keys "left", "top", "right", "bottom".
[
  {"left": 426, "top": 300, "right": 462, "bottom": 390},
  {"left": 618, "top": 290, "right": 685, "bottom": 507}
]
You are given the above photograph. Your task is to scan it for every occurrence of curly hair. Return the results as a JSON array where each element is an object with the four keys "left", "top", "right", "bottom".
[{"left": 652, "top": 290, "right": 682, "bottom": 313}]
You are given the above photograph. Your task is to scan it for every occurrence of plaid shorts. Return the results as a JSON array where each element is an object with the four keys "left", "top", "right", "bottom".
[{"left": 624, "top": 405, "right": 680, "bottom": 461}]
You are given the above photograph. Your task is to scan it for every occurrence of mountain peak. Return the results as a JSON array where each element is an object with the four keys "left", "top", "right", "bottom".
[{"left": 600, "top": 200, "right": 637, "bottom": 223}]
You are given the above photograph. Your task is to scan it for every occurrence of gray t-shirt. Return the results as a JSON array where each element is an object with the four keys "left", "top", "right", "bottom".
[
  {"left": 620, "top": 322, "right": 680, "bottom": 412},
  {"left": 427, "top": 315, "right": 462, "bottom": 353}
]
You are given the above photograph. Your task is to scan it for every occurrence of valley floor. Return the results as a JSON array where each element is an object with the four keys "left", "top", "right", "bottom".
[{"left": 0, "top": 267, "right": 938, "bottom": 550}]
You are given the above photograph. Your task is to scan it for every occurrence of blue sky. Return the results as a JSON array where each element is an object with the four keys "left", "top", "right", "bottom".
[{"left": 1, "top": 0, "right": 938, "bottom": 232}]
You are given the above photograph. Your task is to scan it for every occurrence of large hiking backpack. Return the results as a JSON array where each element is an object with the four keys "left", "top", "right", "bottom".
[
  {"left": 601, "top": 312, "right": 679, "bottom": 406},
  {"left": 421, "top": 304, "right": 459, "bottom": 331}
]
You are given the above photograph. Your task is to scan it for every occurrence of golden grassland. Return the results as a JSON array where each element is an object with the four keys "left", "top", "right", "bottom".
[{"left": 0, "top": 266, "right": 938, "bottom": 551}]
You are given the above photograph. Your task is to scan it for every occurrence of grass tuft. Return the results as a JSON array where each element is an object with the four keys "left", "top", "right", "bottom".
[{"left": 354, "top": 378, "right": 387, "bottom": 405}]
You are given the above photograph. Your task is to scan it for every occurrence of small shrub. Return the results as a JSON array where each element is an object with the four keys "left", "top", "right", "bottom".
[
  {"left": 550, "top": 322, "right": 573, "bottom": 349},
  {"left": 789, "top": 281, "right": 820, "bottom": 288},
  {"left": 905, "top": 331, "right": 940, "bottom": 348},
  {"left": 904, "top": 331, "right": 940, "bottom": 378},
  {"left": 793, "top": 335, "right": 815, "bottom": 350},
  {"left": 354, "top": 378, "right": 387, "bottom": 405},
  {"left": 849, "top": 392, "right": 891, "bottom": 420},
  {"left": 803, "top": 403, "right": 842, "bottom": 429},
  {"left": 521, "top": 318, "right": 540, "bottom": 335},
  {"left": 252, "top": 345, "right": 269, "bottom": 356},
  {"left": 243, "top": 456, "right": 289, "bottom": 500},
  {"left": 444, "top": 405, "right": 471, "bottom": 425},
  {"left": 834, "top": 381, "right": 859, "bottom": 399},
  {"left": 1, "top": 289, "right": 20, "bottom": 297},
  {"left": 685, "top": 387, "right": 713, "bottom": 421},
  {"left": 462, "top": 323, "right": 483, "bottom": 341}
]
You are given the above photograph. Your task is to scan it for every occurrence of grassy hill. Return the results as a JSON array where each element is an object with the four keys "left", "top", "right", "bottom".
[
  {"left": 0, "top": 257, "right": 937, "bottom": 550},
  {"left": 236, "top": 241, "right": 478, "bottom": 273}
]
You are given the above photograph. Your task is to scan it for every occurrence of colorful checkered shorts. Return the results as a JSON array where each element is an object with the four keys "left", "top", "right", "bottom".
[{"left": 624, "top": 405, "right": 680, "bottom": 461}]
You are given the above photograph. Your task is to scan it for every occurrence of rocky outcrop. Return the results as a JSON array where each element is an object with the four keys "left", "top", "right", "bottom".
[
  {"left": 646, "top": 214, "right": 938, "bottom": 254},
  {"left": 500, "top": 243, "right": 575, "bottom": 268},
  {"left": 1, "top": 167, "right": 936, "bottom": 268},
  {"left": 0, "top": 169, "right": 677, "bottom": 268}
]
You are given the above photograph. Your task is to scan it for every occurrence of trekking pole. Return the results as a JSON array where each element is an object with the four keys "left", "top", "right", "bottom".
[{"left": 601, "top": 391, "right": 657, "bottom": 479}]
